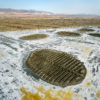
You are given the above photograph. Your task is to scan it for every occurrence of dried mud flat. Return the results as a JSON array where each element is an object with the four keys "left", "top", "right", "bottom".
[{"left": 0, "top": 26, "right": 100, "bottom": 100}]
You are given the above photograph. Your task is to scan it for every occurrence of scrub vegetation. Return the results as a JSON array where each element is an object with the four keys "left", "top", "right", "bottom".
[{"left": 0, "top": 17, "right": 100, "bottom": 31}]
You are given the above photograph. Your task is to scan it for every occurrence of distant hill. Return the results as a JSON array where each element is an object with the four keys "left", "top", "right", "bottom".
[
  {"left": 0, "top": 8, "right": 55, "bottom": 18},
  {"left": 0, "top": 8, "right": 99, "bottom": 18},
  {"left": 0, "top": 8, "right": 54, "bottom": 14}
]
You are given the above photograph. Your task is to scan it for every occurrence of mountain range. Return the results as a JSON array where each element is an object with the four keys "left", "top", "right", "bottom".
[{"left": 0, "top": 8, "right": 99, "bottom": 18}]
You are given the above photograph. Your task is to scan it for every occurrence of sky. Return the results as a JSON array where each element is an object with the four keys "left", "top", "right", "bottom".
[{"left": 0, "top": 0, "right": 100, "bottom": 15}]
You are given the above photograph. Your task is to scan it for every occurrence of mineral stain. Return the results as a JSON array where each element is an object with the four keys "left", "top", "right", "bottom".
[
  {"left": 0, "top": 52, "right": 4, "bottom": 56},
  {"left": 86, "top": 82, "right": 91, "bottom": 87},
  {"left": 96, "top": 91, "right": 100, "bottom": 99},
  {"left": 20, "top": 86, "right": 81, "bottom": 100}
]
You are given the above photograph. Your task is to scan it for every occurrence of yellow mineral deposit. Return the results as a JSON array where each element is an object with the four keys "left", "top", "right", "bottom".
[
  {"left": 71, "top": 44, "right": 92, "bottom": 59},
  {"left": 96, "top": 91, "right": 100, "bottom": 99},
  {"left": 0, "top": 52, "right": 4, "bottom": 56},
  {"left": 82, "top": 48, "right": 92, "bottom": 59},
  {"left": 20, "top": 86, "right": 81, "bottom": 100},
  {"left": 86, "top": 82, "right": 91, "bottom": 87},
  {"left": 63, "top": 43, "right": 92, "bottom": 59}
]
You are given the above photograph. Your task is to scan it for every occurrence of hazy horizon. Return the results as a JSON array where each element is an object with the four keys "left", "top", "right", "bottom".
[{"left": 0, "top": 0, "right": 100, "bottom": 15}]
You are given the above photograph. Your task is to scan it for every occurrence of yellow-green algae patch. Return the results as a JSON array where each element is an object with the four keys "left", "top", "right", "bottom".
[
  {"left": 58, "top": 31, "right": 80, "bottom": 37},
  {"left": 20, "top": 34, "right": 48, "bottom": 40},
  {"left": 20, "top": 86, "right": 81, "bottom": 100}
]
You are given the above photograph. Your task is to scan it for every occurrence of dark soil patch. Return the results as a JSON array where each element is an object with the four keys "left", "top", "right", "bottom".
[
  {"left": 58, "top": 31, "right": 80, "bottom": 37},
  {"left": 79, "top": 28, "right": 95, "bottom": 32},
  {"left": 26, "top": 49, "right": 87, "bottom": 87},
  {"left": 20, "top": 34, "right": 48, "bottom": 40},
  {"left": 89, "top": 33, "right": 100, "bottom": 37}
]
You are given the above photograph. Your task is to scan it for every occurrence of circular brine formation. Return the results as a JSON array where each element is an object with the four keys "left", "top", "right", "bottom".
[
  {"left": 58, "top": 31, "right": 80, "bottom": 37},
  {"left": 26, "top": 49, "right": 87, "bottom": 87},
  {"left": 89, "top": 33, "right": 100, "bottom": 37},
  {"left": 20, "top": 34, "right": 48, "bottom": 40}
]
